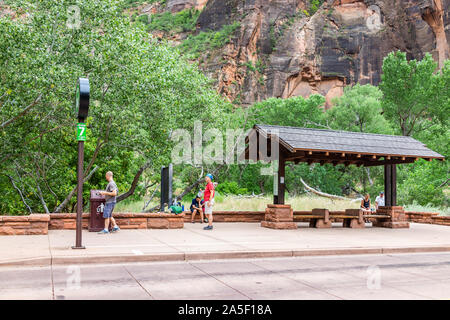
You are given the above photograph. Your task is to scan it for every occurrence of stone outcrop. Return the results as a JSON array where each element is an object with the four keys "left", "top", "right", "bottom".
[
  {"left": 192, "top": 0, "right": 449, "bottom": 107},
  {"left": 166, "top": 0, "right": 208, "bottom": 12}
]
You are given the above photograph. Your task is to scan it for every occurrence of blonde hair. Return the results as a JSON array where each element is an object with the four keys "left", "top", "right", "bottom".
[{"left": 106, "top": 171, "right": 113, "bottom": 177}]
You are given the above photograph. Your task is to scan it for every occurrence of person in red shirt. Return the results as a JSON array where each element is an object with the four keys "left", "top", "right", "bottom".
[{"left": 203, "top": 174, "right": 215, "bottom": 230}]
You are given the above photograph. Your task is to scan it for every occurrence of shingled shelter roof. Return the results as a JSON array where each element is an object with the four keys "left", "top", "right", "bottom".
[{"left": 246, "top": 124, "right": 444, "bottom": 167}]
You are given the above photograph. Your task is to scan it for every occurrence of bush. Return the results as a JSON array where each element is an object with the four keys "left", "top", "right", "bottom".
[
  {"left": 216, "top": 181, "right": 248, "bottom": 195},
  {"left": 179, "top": 22, "right": 240, "bottom": 58},
  {"left": 147, "top": 9, "right": 200, "bottom": 33}
]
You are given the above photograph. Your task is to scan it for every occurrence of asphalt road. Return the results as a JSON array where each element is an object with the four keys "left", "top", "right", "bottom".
[{"left": 0, "top": 252, "right": 449, "bottom": 300}]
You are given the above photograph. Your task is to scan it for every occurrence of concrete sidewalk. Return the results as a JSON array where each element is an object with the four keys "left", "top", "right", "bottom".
[{"left": 1, "top": 222, "right": 450, "bottom": 267}]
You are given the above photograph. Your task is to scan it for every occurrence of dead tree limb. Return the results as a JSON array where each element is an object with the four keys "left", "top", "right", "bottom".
[
  {"left": 0, "top": 94, "right": 42, "bottom": 129},
  {"left": 142, "top": 182, "right": 159, "bottom": 212},
  {"left": 300, "top": 177, "right": 358, "bottom": 201},
  {"left": 53, "top": 165, "right": 99, "bottom": 213},
  {"left": 6, "top": 174, "right": 32, "bottom": 214}
]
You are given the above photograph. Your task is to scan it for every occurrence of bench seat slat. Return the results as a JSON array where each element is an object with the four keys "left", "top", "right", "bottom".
[{"left": 294, "top": 215, "right": 324, "bottom": 219}]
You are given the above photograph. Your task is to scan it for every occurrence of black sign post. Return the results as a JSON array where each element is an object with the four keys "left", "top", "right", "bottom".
[
  {"left": 160, "top": 164, "right": 173, "bottom": 212},
  {"left": 72, "top": 78, "right": 90, "bottom": 249}
]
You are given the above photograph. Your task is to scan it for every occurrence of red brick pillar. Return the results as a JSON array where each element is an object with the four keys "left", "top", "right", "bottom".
[
  {"left": 261, "top": 204, "right": 297, "bottom": 229},
  {"left": 373, "top": 206, "right": 409, "bottom": 228}
]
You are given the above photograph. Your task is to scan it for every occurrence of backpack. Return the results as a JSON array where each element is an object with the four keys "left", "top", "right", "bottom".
[{"left": 170, "top": 205, "right": 183, "bottom": 214}]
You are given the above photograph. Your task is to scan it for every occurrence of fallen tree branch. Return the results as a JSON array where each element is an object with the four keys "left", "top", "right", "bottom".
[{"left": 300, "top": 177, "right": 359, "bottom": 201}]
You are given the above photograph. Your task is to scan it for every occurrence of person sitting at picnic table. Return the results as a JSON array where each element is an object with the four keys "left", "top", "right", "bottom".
[
  {"left": 360, "top": 194, "right": 372, "bottom": 214},
  {"left": 375, "top": 191, "right": 385, "bottom": 210},
  {"left": 190, "top": 195, "right": 204, "bottom": 223}
]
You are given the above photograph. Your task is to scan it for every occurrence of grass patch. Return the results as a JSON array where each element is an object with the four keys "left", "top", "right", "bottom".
[
  {"left": 403, "top": 203, "right": 450, "bottom": 216},
  {"left": 114, "top": 194, "right": 361, "bottom": 213},
  {"left": 115, "top": 195, "right": 449, "bottom": 216}
]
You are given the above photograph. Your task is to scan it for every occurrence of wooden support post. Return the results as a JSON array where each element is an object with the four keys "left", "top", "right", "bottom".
[
  {"left": 384, "top": 164, "right": 392, "bottom": 207},
  {"left": 274, "top": 154, "right": 286, "bottom": 205},
  {"left": 391, "top": 164, "right": 397, "bottom": 206},
  {"left": 384, "top": 164, "right": 397, "bottom": 206}
]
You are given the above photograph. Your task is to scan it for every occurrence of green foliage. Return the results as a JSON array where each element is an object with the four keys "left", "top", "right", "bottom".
[
  {"left": 215, "top": 181, "right": 248, "bottom": 195},
  {"left": 247, "top": 94, "right": 326, "bottom": 128},
  {"left": 327, "top": 84, "right": 394, "bottom": 134},
  {"left": 310, "top": 0, "right": 323, "bottom": 15},
  {"left": 380, "top": 51, "right": 448, "bottom": 136},
  {"left": 0, "top": 0, "right": 228, "bottom": 214},
  {"left": 179, "top": 22, "right": 240, "bottom": 58},
  {"left": 147, "top": 9, "right": 200, "bottom": 33}
]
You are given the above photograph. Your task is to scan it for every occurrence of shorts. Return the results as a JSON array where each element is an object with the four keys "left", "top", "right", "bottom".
[
  {"left": 204, "top": 199, "right": 214, "bottom": 215},
  {"left": 103, "top": 202, "right": 116, "bottom": 218}
]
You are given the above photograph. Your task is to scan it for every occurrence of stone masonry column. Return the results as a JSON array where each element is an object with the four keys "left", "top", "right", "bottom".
[
  {"left": 261, "top": 204, "right": 297, "bottom": 229},
  {"left": 373, "top": 206, "right": 410, "bottom": 228}
]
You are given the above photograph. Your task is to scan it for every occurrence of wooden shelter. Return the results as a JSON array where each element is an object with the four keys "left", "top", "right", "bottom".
[{"left": 244, "top": 124, "right": 445, "bottom": 229}]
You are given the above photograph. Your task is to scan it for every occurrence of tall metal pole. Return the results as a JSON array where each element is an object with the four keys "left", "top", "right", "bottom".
[
  {"left": 73, "top": 140, "right": 85, "bottom": 249},
  {"left": 72, "top": 77, "right": 89, "bottom": 250}
]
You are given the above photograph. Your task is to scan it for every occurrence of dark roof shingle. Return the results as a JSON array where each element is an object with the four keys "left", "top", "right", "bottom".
[{"left": 255, "top": 124, "right": 444, "bottom": 159}]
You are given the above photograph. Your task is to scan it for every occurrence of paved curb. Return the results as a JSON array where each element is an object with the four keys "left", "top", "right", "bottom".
[{"left": 1, "top": 246, "right": 450, "bottom": 268}]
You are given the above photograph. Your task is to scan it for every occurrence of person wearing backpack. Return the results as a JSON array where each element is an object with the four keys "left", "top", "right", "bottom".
[{"left": 203, "top": 174, "right": 215, "bottom": 230}]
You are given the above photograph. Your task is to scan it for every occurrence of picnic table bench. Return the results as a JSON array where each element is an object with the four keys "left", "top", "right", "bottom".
[{"left": 293, "top": 208, "right": 391, "bottom": 228}]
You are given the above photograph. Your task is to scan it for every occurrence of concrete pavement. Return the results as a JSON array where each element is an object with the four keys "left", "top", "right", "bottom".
[
  {"left": 0, "top": 252, "right": 449, "bottom": 299},
  {"left": 0, "top": 222, "right": 450, "bottom": 267}
]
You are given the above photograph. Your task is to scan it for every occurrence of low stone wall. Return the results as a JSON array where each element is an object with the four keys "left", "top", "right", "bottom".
[
  {"left": 431, "top": 216, "right": 450, "bottom": 226},
  {"left": 185, "top": 211, "right": 264, "bottom": 223},
  {"left": 0, "top": 214, "right": 50, "bottom": 235},
  {"left": 404, "top": 212, "right": 439, "bottom": 224},
  {"left": 1, "top": 210, "right": 448, "bottom": 235},
  {"left": 49, "top": 212, "right": 184, "bottom": 230}
]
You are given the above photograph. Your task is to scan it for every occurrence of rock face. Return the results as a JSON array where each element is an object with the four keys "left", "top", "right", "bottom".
[
  {"left": 166, "top": 0, "right": 208, "bottom": 12},
  {"left": 193, "top": 0, "right": 449, "bottom": 107}
]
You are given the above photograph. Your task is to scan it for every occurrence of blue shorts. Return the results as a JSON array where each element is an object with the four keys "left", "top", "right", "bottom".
[{"left": 103, "top": 202, "right": 116, "bottom": 218}]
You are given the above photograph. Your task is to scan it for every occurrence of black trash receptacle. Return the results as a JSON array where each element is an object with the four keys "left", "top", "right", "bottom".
[{"left": 89, "top": 190, "right": 106, "bottom": 232}]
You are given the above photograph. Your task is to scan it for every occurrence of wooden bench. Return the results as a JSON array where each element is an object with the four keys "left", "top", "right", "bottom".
[
  {"left": 330, "top": 209, "right": 365, "bottom": 228},
  {"left": 294, "top": 208, "right": 331, "bottom": 228},
  {"left": 294, "top": 209, "right": 392, "bottom": 229}
]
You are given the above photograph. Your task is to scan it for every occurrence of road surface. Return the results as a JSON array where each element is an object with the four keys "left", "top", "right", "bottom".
[{"left": 0, "top": 252, "right": 449, "bottom": 300}]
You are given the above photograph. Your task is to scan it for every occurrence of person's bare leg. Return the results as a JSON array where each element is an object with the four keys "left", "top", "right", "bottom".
[
  {"left": 208, "top": 214, "right": 213, "bottom": 227},
  {"left": 104, "top": 217, "right": 110, "bottom": 230},
  {"left": 110, "top": 217, "right": 118, "bottom": 228},
  {"left": 200, "top": 210, "right": 204, "bottom": 223},
  {"left": 191, "top": 209, "right": 196, "bottom": 222}
]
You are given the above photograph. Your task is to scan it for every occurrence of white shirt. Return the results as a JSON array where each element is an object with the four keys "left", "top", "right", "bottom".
[{"left": 375, "top": 195, "right": 385, "bottom": 207}]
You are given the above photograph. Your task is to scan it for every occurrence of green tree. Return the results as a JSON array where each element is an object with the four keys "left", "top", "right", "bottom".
[
  {"left": 380, "top": 51, "right": 448, "bottom": 136},
  {"left": 326, "top": 84, "right": 393, "bottom": 134},
  {"left": 0, "top": 0, "right": 228, "bottom": 214}
]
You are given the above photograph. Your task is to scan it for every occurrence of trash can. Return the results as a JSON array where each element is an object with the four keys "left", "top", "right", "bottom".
[{"left": 89, "top": 190, "right": 106, "bottom": 232}]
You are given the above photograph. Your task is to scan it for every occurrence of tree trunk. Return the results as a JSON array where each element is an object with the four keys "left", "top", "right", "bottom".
[{"left": 116, "top": 159, "right": 152, "bottom": 202}]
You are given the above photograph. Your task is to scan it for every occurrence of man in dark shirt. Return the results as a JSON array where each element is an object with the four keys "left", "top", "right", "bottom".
[{"left": 190, "top": 196, "right": 204, "bottom": 223}]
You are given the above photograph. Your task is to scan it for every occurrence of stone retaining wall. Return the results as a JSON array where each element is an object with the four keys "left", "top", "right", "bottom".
[
  {"left": 49, "top": 212, "right": 184, "bottom": 230},
  {"left": 0, "top": 214, "right": 50, "bottom": 235},
  {"left": 0, "top": 210, "right": 448, "bottom": 235},
  {"left": 185, "top": 211, "right": 264, "bottom": 223}
]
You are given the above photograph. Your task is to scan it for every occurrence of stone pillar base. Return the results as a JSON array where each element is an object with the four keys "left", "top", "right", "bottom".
[
  {"left": 373, "top": 206, "right": 410, "bottom": 229},
  {"left": 343, "top": 218, "right": 365, "bottom": 228},
  {"left": 309, "top": 209, "right": 331, "bottom": 228},
  {"left": 261, "top": 204, "right": 297, "bottom": 230},
  {"left": 261, "top": 220, "right": 298, "bottom": 229}
]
